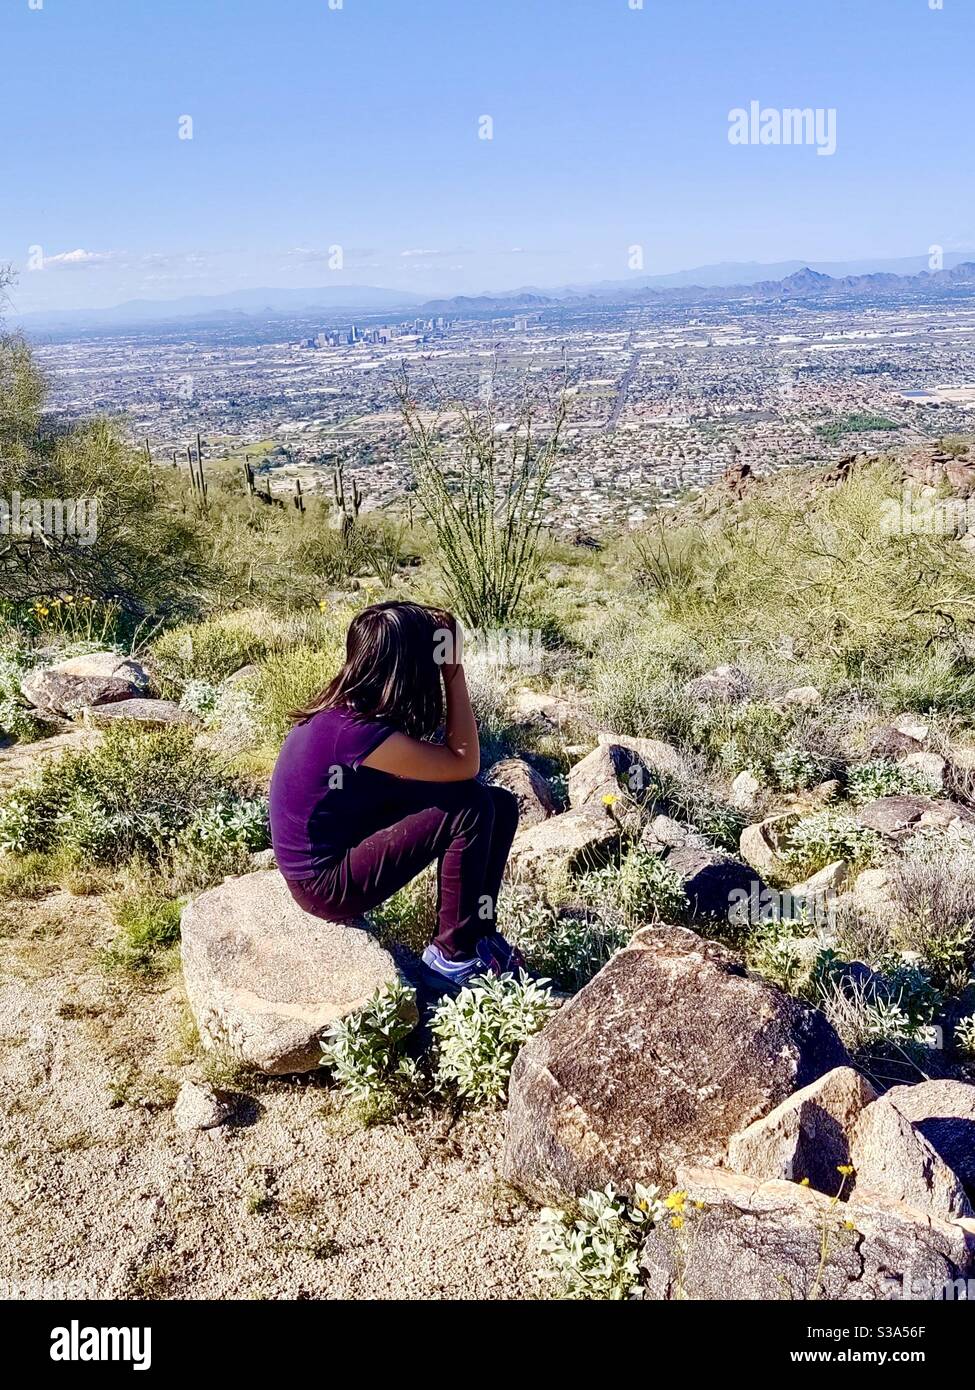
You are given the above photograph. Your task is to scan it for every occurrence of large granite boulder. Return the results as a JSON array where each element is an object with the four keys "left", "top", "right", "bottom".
[
  {"left": 486, "top": 757, "right": 556, "bottom": 830},
  {"left": 641, "top": 1166, "right": 975, "bottom": 1301},
  {"left": 885, "top": 1080, "right": 975, "bottom": 1200},
  {"left": 22, "top": 651, "right": 151, "bottom": 717},
  {"left": 849, "top": 1093, "right": 973, "bottom": 1220},
  {"left": 502, "top": 924, "right": 849, "bottom": 1203},
  {"left": 727, "top": 1065, "right": 877, "bottom": 1194},
  {"left": 180, "top": 870, "right": 410, "bottom": 1075}
]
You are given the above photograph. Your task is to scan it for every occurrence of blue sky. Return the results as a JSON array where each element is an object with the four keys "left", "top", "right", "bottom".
[{"left": 2, "top": 0, "right": 973, "bottom": 312}]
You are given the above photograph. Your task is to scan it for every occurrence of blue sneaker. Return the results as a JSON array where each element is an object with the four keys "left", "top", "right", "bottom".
[
  {"left": 421, "top": 943, "right": 479, "bottom": 987},
  {"left": 475, "top": 933, "right": 527, "bottom": 978}
]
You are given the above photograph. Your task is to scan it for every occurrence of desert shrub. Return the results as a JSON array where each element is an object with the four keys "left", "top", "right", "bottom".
[
  {"left": 576, "top": 845, "right": 686, "bottom": 926},
  {"left": 658, "top": 774, "right": 746, "bottom": 851},
  {"left": 861, "top": 647, "right": 975, "bottom": 716},
  {"left": 462, "top": 649, "right": 524, "bottom": 765},
  {"left": 400, "top": 368, "right": 567, "bottom": 628},
  {"left": 0, "top": 726, "right": 263, "bottom": 871},
  {"left": 250, "top": 637, "right": 346, "bottom": 747},
  {"left": 358, "top": 517, "right": 410, "bottom": 587},
  {"left": 0, "top": 353, "right": 210, "bottom": 621},
  {"left": 813, "top": 954, "right": 940, "bottom": 1052},
  {"left": 538, "top": 1184, "right": 669, "bottom": 1301},
  {"left": 588, "top": 616, "right": 704, "bottom": 744},
  {"left": 889, "top": 831, "right": 975, "bottom": 991},
  {"left": 955, "top": 1014, "right": 975, "bottom": 1058},
  {"left": 506, "top": 896, "right": 632, "bottom": 992},
  {"left": 629, "top": 524, "right": 711, "bottom": 620},
  {"left": 101, "top": 890, "right": 183, "bottom": 976},
  {"left": 745, "top": 917, "right": 825, "bottom": 996},
  {"left": 780, "top": 810, "right": 882, "bottom": 878},
  {"left": 150, "top": 606, "right": 346, "bottom": 694},
  {"left": 320, "top": 982, "right": 419, "bottom": 1110},
  {"left": 0, "top": 645, "right": 48, "bottom": 741},
  {"left": 846, "top": 758, "right": 941, "bottom": 804},
  {"left": 430, "top": 973, "right": 556, "bottom": 1105}
]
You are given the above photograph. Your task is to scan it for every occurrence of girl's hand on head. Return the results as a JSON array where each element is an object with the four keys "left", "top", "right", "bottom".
[{"left": 432, "top": 610, "right": 463, "bottom": 681}]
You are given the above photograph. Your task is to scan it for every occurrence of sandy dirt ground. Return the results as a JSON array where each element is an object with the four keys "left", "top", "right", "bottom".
[{"left": 0, "top": 890, "right": 541, "bottom": 1301}]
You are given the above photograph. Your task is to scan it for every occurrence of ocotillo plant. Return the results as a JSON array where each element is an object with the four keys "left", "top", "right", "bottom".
[{"left": 397, "top": 359, "right": 568, "bottom": 627}]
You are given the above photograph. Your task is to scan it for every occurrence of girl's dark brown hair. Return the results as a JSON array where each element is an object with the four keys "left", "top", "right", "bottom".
[{"left": 288, "top": 601, "right": 451, "bottom": 738}]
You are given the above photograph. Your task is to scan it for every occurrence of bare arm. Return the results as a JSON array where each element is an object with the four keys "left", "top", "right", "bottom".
[{"left": 361, "top": 663, "right": 480, "bottom": 781}]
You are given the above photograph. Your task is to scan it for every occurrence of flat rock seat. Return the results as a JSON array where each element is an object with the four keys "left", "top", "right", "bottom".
[{"left": 180, "top": 870, "right": 409, "bottom": 1074}]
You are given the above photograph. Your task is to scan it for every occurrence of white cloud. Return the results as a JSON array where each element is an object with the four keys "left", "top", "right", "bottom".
[{"left": 42, "top": 248, "right": 118, "bottom": 269}]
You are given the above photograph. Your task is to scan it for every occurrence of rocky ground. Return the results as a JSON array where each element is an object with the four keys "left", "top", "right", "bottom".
[{"left": 0, "top": 889, "right": 539, "bottom": 1301}]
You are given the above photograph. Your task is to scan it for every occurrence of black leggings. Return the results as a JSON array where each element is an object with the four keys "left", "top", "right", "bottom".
[{"left": 286, "top": 780, "right": 519, "bottom": 960}]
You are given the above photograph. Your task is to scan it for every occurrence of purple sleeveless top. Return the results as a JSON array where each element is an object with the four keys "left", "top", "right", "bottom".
[{"left": 269, "top": 706, "right": 394, "bottom": 881}]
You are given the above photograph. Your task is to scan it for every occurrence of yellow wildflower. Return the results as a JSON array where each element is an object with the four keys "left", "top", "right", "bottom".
[
  {"left": 664, "top": 1190, "right": 687, "bottom": 1212},
  {"left": 670, "top": 1215, "right": 685, "bottom": 1230},
  {"left": 601, "top": 793, "right": 617, "bottom": 807},
  {"left": 836, "top": 1164, "right": 854, "bottom": 1176},
  {"left": 799, "top": 1177, "right": 811, "bottom": 1186}
]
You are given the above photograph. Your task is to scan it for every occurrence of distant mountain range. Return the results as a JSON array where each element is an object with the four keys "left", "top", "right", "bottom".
[
  {"left": 14, "top": 284, "right": 427, "bottom": 331},
  {"left": 13, "top": 252, "right": 975, "bottom": 332},
  {"left": 417, "top": 261, "right": 975, "bottom": 316}
]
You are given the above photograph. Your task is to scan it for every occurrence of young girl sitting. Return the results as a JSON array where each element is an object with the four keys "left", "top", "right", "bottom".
[{"left": 269, "top": 601, "right": 523, "bottom": 987}]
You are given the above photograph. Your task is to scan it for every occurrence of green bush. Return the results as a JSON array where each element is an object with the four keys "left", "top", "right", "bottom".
[
  {"left": 538, "top": 1183, "right": 669, "bottom": 1300},
  {"left": 430, "top": 973, "right": 556, "bottom": 1105},
  {"left": 319, "top": 982, "right": 419, "bottom": 1107},
  {"left": 955, "top": 1014, "right": 975, "bottom": 1058},
  {"left": 0, "top": 725, "right": 265, "bottom": 871},
  {"left": 846, "top": 758, "right": 941, "bottom": 804},
  {"left": 577, "top": 845, "right": 686, "bottom": 927},
  {"left": 780, "top": 810, "right": 882, "bottom": 878},
  {"left": 101, "top": 890, "right": 184, "bottom": 976},
  {"left": 507, "top": 898, "right": 631, "bottom": 992}
]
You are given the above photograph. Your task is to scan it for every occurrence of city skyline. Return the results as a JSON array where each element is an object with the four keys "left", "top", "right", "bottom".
[{"left": 3, "top": 0, "right": 974, "bottom": 314}]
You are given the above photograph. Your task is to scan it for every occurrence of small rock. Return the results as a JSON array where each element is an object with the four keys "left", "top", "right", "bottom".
[
  {"left": 849, "top": 1094, "right": 972, "bottom": 1220},
  {"left": 730, "top": 769, "right": 761, "bottom": 813},
  {"left": 84, "top": 698, "right": 198, "bottom": 729},
  {"left": 780, "top": 685, "right": 822, "bottom": 710},
  {"left": 173, "top": 1080, "right": 234, "bottom": 1133},
  {"left": 857, "top": 794, "right": 975, "bottom": 839},
  {"left": 893, "top": 713, "right": 930, "bottom": 743},
  {"left": 727, "top": 1065, "right": 877, "bottom": 1193},
  {"left": 900, "top": 750, "right": 947, "bottom": 792},
  {"left": 789, "top": 859, "right": 850, "bottom": 898},
  {"left": 487, "top": 757, "right": 557, "bottom": 829},
  {"left": 224, "top": 664, "right": 259, "bottom": 687},
  {"left": 22, "top": 651, "right": 151, "bottom": 717},
  {"left": 664, "top": 846, "right": 761, "bottom": 921},
  {"left": 684, "top": 664, "right": 752, "bottom": 705},
  {"left": 739, "top": 812, "right": 797, "bottom": 881},
  {"left": 595, "top": 731, "right": 686, "bottom": 780},
  {"left": 250, "top": 847, "right": 276, "bottom": 870},
  {"left": 640, "top": 815, "right": 710, "bottom": 853}
]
